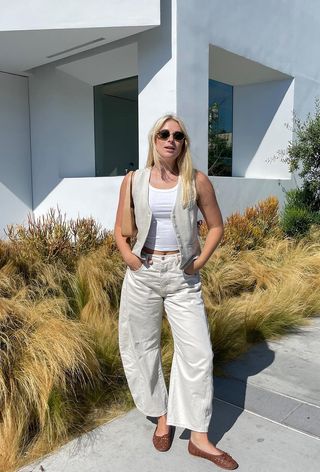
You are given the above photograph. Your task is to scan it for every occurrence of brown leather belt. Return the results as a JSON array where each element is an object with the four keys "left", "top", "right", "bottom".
[{"left": 142, "top": 246, "right": 180, "bottom": 255}]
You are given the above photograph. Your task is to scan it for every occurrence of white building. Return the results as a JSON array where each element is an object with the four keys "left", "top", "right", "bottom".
[{"left": 0, "top": 0, "right": 318, "bottom": 236}]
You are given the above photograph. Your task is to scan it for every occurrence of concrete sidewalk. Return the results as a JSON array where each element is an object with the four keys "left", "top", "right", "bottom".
[{"left": 19, "top": 318, "right": 320, "bottom": 472}]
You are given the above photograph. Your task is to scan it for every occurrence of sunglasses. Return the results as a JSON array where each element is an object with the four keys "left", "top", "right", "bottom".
[{"left": 156, "top": 129, "right": 186, "bottom": 141}]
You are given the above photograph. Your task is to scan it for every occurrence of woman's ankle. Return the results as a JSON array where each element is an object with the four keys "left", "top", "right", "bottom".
[
  {"left": 157, "top": 414, "right": 167, "bottom": 424},
  {"left": 190, "top": 431, "right": 209, "bottom": 442}
]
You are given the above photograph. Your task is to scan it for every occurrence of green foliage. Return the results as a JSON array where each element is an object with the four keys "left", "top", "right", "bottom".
[
  {"left": 208, "top": 133, "right": 232, "bottom": 176},
  {"left": 280, "top": 206, "right": 314, "bottom": 237},
  {"left": 284, "top": 187, "right": 312, "bottom": 209},
  {"left": 283, "top": 99, "right": 320, "bottom": 212},
  {"left": 208, "top": 103, "right": 232, "bottom": 176},
  {"left": 277, "top": 99, "right": 320, "bottom": 236}
]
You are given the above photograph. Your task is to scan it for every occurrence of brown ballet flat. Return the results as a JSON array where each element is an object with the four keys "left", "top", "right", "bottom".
[
  {"left": 188, "top": 439, "right": 239, "bottom": 470},
  {"left": 152, "top": 425, "right": 173, "bottom": 452}
]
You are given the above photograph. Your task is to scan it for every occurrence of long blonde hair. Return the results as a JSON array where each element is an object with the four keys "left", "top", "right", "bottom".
[{"left": 146, "top": 114, "right": 197, "bottom": 208}]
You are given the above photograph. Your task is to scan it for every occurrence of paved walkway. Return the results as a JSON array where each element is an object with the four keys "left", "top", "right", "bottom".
[{"left": 20, "top": 318, "right": 320, "bottom": 472}]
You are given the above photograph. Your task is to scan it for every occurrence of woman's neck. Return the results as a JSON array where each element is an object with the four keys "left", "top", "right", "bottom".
[{"left": 152, "top": 164, "right": 179, "bottom": 183}]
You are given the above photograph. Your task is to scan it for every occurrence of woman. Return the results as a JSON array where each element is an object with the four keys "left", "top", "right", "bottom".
[{"left": 114, "top": 114, "right": 238, "bottom": 470}]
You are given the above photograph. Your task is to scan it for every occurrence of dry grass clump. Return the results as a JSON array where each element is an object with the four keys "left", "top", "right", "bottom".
[
  {"left": 201, "top": 235, "right": 320, "bottom": 365},
  {"left": 199, "top": 195, "right": 282, "bottom": 251},
  {"left": 0, "top": 297, "right": 100, "bottom": 471},
  {"left": 0, "top": 202, "right": 320, "bottom": 471},
  {"left": 5, "top": 208, "right": 107, "bottom": 271},
  {"left": 73, "top": 242, "right": 127, "bottom": 399},
  {"left": 0, "top": 211, "right": 126, "bottom": 472}
]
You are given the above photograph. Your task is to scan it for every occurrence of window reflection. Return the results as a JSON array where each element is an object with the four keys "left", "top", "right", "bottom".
[{"left": 208, "top": 79, "right": 233, "bottom": 176}]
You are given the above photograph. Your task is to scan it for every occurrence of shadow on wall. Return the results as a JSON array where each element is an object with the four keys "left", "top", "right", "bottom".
[
  {"left": 0, "top": 72, "right": 32, "bottom": 210},
  {"left": 138, "top": 0, "right": 172, "bottom": 94},
  {"left": 233, "top": 78, "right": 294, "bottom": 178}
]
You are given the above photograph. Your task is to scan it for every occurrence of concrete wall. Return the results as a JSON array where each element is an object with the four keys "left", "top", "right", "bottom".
[{"left": 0, "top": 72, "right": 32, "bottom": 236}]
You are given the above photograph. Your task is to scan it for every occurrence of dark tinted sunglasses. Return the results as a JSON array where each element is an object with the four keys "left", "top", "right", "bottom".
[{"left": 156, "top": 129, "right": 186, "bottom": 141}]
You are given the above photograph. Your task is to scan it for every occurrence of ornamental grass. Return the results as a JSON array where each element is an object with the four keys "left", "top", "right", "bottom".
[{"left": 0, "top": 203, "right": 319, "bottom": 471}]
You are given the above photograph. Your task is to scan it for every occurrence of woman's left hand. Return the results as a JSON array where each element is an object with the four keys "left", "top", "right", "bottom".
[{"left": 184, "top": 259, "right": 201, "bottom": 275}]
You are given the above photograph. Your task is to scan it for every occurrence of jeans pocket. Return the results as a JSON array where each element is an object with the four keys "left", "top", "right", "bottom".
[
  {"left": 128, "top": 262, "right": 145, "bottom": 273},
  {"left": 182, "top": 269, "right": 199, "bottom": 279}
]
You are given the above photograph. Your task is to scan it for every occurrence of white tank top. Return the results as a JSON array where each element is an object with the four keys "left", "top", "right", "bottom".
[{"left": 144, "top": 183, "right": 179, "bottom": 251}]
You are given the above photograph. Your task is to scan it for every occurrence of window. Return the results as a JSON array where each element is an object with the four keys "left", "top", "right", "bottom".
[
  {"left": 208, "top": 79, "right": 233, "bottom": 176},
  {"left": 94, "top": 76, "right": 138, "bottom": 176}
]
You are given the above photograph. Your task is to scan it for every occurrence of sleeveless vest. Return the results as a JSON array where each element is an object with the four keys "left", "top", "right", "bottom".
[{"left": 131, "top": 168, "right": 201, "bottom": 269}]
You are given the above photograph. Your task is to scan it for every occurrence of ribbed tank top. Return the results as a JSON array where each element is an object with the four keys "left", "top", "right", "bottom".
[{"left": 144, "top": 183, "right": 179, "bottom": 251}]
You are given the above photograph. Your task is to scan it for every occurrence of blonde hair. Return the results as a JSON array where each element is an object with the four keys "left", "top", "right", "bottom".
[{"left": 146, "top": 114, "right": 197, "bottom": 208}]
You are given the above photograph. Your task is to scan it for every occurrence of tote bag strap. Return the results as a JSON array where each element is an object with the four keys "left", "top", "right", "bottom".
[
  {"left": 125, "top": 170, "right": 134, "bottom": 209},
  {"left": 121, "top": 170, "right": 137, "bottom": 237}
]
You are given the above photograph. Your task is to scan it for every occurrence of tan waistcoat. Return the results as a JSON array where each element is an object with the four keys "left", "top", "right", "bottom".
[{"left": 131, "top": 167, "right": 201, "bottom": 269}]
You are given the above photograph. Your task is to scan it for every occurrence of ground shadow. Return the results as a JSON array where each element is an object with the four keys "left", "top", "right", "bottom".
[{"left": 172, "top": 338, "right": 275, "bottom": 444}]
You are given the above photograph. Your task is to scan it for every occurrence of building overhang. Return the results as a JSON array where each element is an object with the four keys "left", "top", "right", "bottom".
[
  {"left": 209, "top": 45, "right": 291, "bottom": 85},
  {"left": 0, "top": 0, "right": 160, "bottom": 74}
]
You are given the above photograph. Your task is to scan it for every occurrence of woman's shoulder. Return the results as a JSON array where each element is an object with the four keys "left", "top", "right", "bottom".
[
  {"left": 132, "top": 167, "right": 150, "bottom": 182},
  {"left": 122, "top": 167, "right": 148, "bottom": 183},
  {"left": 194, "top": 169, "right": 212, "bottom": 186}
]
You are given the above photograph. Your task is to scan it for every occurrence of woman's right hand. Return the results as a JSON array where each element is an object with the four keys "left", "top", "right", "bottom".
[{"left": 125, "top": 254, "right": 143, "bottom": 271}]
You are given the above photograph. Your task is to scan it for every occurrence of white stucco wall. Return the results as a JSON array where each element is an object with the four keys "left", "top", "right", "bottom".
[
  {"left": 32, "top": 0, "right": 178, "bottom": 227},
  {"left": 0, "top": 0, "right": 160, "bottom": 30},
  {"left": 0, "top": 72, "right": 32, "bottom": 236},
  {"left": 30, "top": 40, "right": 139, "bottom": 220},
  {"left": 33, "top": 177, "right": 123, "bottom": 230},
  {"left": 233, "top": 79, "right": 294, "bottom": 178},
  {"left": 137, "top": 0, "right": 178, "bottom": 166},
  {"left": 4, "top": 0, "right": 320, "bottom": 234},
  {"left": 211, "top": 176, "right": 294, "bottom": 222},
  {"left": 29, "top": 68, "right": 95, "bottom": 208},
  {"left": 173, "top": 0, "right": 320, "bottom": 215}
]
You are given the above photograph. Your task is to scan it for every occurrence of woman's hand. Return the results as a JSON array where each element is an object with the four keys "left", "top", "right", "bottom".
[
  {"left": 184, "top": 258, "right": 201, "bottom": 275},
  {"left": 125, "top": 254, "right": 143, "bottom": 271}
]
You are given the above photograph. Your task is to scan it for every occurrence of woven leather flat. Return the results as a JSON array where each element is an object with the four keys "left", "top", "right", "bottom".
[
  {"left": 152, "top": 425, "right": 173, "bottom": 452},
  {"left": 188, "top": 439, "right": 238, "bottom": 470}
]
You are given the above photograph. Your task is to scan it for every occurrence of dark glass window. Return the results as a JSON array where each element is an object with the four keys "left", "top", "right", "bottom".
[
  {"left": 94, "top": 76, "right": 138, "bottom": 176},
  {"left": 208, "top": 79, "right": 233, "bottom": 176}
]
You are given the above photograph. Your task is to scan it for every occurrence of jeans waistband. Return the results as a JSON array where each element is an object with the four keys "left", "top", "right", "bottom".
[{"left": 141, "top": 251, "right": 181, "bottom": 261}]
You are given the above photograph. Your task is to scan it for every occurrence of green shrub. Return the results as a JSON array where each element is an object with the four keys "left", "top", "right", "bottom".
[
  {"left": 278, "top": 98, "right": 320, "bottom": 214},
  {"left": 284, "top": 187, "right": 313, "bottom": 210},
  {"left": 275, "top": 99, "right": 320, "bottom": 236},
  {"left": 280, "top": 206, "right": 313, "bottom": 237}
]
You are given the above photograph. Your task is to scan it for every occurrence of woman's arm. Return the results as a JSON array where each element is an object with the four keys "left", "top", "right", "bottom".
[
  {"left": 185, "top": 170, "right": 224, "bottom": 274},
  {"left": 114, "top": 173, "right": 143, "bottom": 271}
]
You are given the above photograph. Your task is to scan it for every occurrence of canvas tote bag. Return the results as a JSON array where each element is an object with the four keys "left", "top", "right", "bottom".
[{"left": 121, "top": 171, "right": 137, "bottom": 237}]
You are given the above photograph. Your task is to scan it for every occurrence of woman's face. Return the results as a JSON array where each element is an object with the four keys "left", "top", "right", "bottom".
[{"left": 155, "top": 119, "right": 185, "bottom": 163}]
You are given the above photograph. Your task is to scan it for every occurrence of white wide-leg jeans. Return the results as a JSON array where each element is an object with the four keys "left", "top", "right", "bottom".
[{"left": 118, "top": 252, "right": 214, "bottom": 432}]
